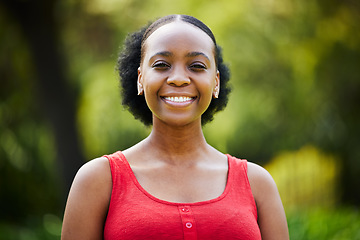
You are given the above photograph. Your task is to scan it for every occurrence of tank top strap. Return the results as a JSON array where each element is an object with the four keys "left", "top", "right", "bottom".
[
  {"left": 103, "top": 151, "right": 127, "bottom": 179},
  {"left": 226, "top": 154, "right": 257, "bottom": 220},
  {"left": 226, "top": 154, "right": 248, "bottom": 181},
  {"left": 103, "top": 151, "right": 135, "bottom": 200}
]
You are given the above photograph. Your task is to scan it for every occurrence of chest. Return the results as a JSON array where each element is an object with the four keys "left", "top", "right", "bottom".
[
  {"left": 131, "top": 164, "right": 228, "bottom": 203},
  {"left": 104, "top": 187, "right": 261, "bottom": 240}
]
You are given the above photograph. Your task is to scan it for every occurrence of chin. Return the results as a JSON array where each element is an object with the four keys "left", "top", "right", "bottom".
[{"left": 155, "top": 116, "right": 201, "bottom": 128}]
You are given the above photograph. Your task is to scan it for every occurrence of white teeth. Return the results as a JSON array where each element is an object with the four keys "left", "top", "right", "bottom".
[{"left": 164, "top": 96, "right": 193, "bottom": 103}]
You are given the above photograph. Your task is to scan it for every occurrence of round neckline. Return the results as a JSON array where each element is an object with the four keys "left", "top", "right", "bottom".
[{"left": 117, "top": 151, "right": 233, "bottom": 206}]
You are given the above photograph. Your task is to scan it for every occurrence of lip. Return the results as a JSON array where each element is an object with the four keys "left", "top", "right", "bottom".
[{"left": 160, "top": 95, "right": 197, "bottom": 107}]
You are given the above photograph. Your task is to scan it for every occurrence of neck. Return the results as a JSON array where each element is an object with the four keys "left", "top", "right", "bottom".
[{"left": 142, "top": 118, "right": 210, "bottom": 164}]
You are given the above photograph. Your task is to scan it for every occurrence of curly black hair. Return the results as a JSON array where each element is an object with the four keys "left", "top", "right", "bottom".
[{"left": 117, "top": 14, "right": 231, "bottom": 126}]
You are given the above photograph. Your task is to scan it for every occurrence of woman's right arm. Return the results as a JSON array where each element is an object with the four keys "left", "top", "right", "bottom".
[{"left": 61, "top": 157, "right": 112, "bottom": 240}]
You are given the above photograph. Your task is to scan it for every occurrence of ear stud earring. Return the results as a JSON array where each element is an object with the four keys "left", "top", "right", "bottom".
[
  {"left": 213, "top": 86, "right": 219, "bottom": 99},
  {"left": 137, "top": 83, "right": 143, "bottom": 95}
]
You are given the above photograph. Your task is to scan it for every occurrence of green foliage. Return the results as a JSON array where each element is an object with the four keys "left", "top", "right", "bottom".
[
  {"left": 0, "top": 5, "right": 61, "bottom": 221},
  {"left": 1, "top": 0, "right": 360, "bottom": 230},
  {"left": 77, "top": 61, "right": 149, "bottom": 158},
  {"left": 266, "top": 145, "right": 340, "bottom": 209},
  {"left": 0, "top": 214, "right": 61, "bottom": 240},
  {"left": 288, "top": 208, "right": 360, "bottom": 240}
]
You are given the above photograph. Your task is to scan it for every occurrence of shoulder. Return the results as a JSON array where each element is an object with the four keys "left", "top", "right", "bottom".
[
  {"left": 67, "top": 156, "right": 112, "bottom": 212},
  {"left": 61, "top": 157, "right": 112, "bottom": 239},
  {"left": 73, "top": 157, "right": 112, "bottom": 190},
  {"left": 246, "top": 162, "right": 278, "bottom": 206},
  {"left": 66, "top": 156, "right": 112, "bottom": 208},
  {"left": 228, "top": 156, "right": 277, "bottom": 206},
  {"left": 246, "top": 162, "right": 289, "bottom": 240},
  {"left": 246, "top": 162, "right": 274, "bottom": 188},
  {"left": 69, "top": 157, "right": 113, "bottom": 208}
]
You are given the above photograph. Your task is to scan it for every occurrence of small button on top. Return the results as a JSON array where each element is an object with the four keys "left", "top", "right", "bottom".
[{"left": 185, "top": 222, "right": 192, "bottom": 228}]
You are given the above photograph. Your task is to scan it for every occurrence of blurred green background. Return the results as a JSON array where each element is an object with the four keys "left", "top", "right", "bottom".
[{"left": 1, "top": 0, "right": 360, "bottom": 239}]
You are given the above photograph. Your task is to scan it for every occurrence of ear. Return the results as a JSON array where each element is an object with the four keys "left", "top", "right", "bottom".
[
  {"left": 213, "top": 70, "right": 220, "bottom": 99},
  {"left": 137, "top": 67, "right": 144, "bottom": 96}
]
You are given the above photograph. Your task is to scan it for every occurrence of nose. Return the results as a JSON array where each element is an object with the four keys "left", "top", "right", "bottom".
[{"left": 166, "top": 67, "right": 190, "bottom": 87}]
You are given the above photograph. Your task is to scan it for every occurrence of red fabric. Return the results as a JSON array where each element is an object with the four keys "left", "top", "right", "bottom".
[{"left": 103, "top": 151, "right": 261, "bottom": 240}]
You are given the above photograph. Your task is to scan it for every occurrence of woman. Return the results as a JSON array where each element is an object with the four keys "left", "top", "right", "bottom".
[{"left": 61, "top": 14, "right": 289, "bottom": 240}]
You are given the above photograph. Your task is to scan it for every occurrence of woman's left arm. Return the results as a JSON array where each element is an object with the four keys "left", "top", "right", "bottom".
[{"left": 247, "top": 162, "right": 289, "bottom": 240}]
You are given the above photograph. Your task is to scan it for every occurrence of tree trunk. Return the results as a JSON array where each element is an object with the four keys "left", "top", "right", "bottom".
[{"left": 2, "top": 0, "right": 85, "bottom": 203}]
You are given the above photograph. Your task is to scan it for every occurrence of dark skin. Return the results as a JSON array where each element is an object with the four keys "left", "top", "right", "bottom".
[{"left": 61, "top": 21, "right": 289, "bottom": 240}]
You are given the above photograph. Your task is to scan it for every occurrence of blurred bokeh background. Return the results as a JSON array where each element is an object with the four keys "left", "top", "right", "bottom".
[{"left": 1, "top": 0, "right": 360, "bottom": 239}]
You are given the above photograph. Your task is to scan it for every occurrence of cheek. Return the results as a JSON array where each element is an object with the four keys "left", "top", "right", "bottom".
[
  {"left": 199, "top": 75, "right": 216, "bottom": 96},
  {"left": 196, "top": 82, "right": 214, "bottom": 109},
  {"left": 142, "top": 77, "right": 162, "bottom": 111},
  {"left": 143, "top": 81, "right": 161, "bottom": 98},
  {"left": 199, "top": 74, "right": 217, "bottom": 105},
  {"left": 142, "top": 71, "right": 161, "bottom": 94}
]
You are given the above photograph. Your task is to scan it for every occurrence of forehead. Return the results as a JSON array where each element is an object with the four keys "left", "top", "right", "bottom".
[{"left": 142, "top": 21, "right": 215, "bottom": 59}]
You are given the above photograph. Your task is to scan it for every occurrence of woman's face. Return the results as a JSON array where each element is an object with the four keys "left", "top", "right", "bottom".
[{"left": 138, "top": 21, "right": 219, "bottom": 127}]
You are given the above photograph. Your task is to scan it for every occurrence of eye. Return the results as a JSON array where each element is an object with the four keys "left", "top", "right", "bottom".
[
  {"left": 152, "top": 61, "right": 170, "bottom": 70},
  {"left": 189, "top": 62, "right": 207, "bottom": 71}
]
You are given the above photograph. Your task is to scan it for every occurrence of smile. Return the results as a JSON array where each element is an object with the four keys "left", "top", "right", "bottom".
[{"left": 162, "top": 96, "right": 195, "bottom": 103}]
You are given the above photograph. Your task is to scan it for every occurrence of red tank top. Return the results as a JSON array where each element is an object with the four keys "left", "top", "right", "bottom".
[{"left": 103, "top": 151, "right": 261, "bottom": 240}]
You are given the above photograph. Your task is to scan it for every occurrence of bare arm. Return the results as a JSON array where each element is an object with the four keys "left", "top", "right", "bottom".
[
  {"left": 247, "top": 162, "right": 289, "bottom": 240},
  {"left": 61, "top": 157, "right": 112, "bottom": 240}
]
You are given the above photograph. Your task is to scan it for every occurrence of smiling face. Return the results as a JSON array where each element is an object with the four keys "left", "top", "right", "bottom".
[{"left": 138, "top": 21, "right": 220, "bottom": 127}]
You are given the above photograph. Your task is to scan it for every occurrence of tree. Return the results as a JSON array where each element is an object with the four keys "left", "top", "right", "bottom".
[{"left": 1, "top": 0, "right": 85, "bottom": 203}]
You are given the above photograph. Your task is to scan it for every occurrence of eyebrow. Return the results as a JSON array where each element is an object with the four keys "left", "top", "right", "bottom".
[
  {"left": 185, "top": 52, "right": 210, "bottom": 62},
  {"left": 149, "top": 51, "right": 173, "bottom": 61},
  {"left": 149, "top": 51, "right": 210, "bottom": 62}
]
